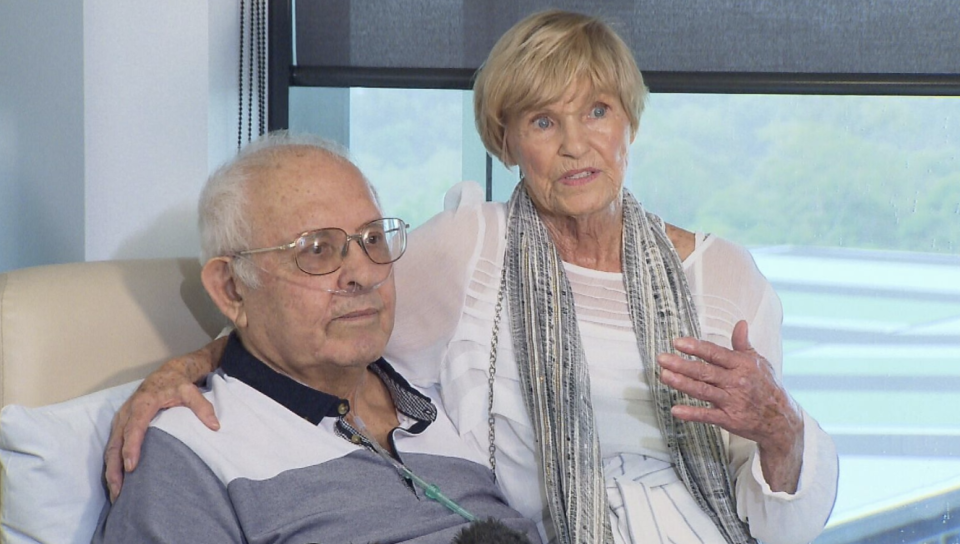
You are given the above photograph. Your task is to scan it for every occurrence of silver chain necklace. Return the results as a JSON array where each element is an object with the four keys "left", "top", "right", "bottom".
[{"left": 486, "top": 264, "right": 509, "bottom": 479}]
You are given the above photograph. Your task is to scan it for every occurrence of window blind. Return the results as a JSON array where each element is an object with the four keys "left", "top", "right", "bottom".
[{"left": 294, "top": 0, "right": 960, "bottom": 78}]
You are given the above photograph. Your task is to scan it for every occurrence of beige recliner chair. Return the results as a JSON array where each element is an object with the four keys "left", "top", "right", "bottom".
[
  {"left": 0, "top": 258, "right": 224, "bottom": 542},
  {"left": 0, "top": 258, "right": 223, "bottom": 407}
]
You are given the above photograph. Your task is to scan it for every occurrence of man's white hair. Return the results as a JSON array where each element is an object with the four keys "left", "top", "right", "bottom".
[{"left": 198, "top": 131, "right": 379, "bottom": 288}]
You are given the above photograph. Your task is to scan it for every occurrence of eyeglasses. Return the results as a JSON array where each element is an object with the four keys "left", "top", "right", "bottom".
[{"left": 235, "top": 218, "right": 409, "bottom": 276}]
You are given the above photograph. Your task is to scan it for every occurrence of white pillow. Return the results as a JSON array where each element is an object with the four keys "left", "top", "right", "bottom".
[{"left": 0, "top": 381, "right": 140, "bottom": 544}]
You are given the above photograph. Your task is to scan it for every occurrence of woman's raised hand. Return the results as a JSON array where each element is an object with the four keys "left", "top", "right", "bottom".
[
  {"left": 104, "top": 336, "right": 228, "bottom": 502},
  {"left": 656, "top": 321, "right": 804, "bottom": 493}
]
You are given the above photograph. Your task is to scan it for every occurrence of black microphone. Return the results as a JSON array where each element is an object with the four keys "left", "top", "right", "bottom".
[{"left": 452, "top": 518, "right": 534, "bottom": 544}]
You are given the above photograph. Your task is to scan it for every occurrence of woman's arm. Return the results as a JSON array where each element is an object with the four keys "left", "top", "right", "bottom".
[
  {"left": 659, "top": 240, "right": 838, "bottom": 543},
  {"left": 384, "top": 181, "right": 487, "bottom": 386},
  {"left": 721, "top": 299, "right": 838, "bottom": 544},
  {"left": 104, "top": 336, "right": 228, "bottom": 502}
]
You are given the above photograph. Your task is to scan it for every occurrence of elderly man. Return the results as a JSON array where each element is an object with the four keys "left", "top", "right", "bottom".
[{"left": 92, "top": 134, "right": 540, "bottom": 543}]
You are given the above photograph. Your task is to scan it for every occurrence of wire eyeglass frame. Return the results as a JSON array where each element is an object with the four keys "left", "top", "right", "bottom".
[{"left": 234, "top": 217, "right": 409, "bottom": 277}]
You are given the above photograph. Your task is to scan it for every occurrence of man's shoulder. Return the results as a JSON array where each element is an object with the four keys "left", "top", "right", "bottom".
[{"left": 93, "top": 426, "right": 241, "bottom": 542}]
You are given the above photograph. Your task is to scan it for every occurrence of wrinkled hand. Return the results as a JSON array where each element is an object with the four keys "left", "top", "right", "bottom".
[
  {"left": 656, "top": 320, "right": 804, "bottom": 493},
  {"left": 104, "top": 337, "right": 227, "bottom": 502}
]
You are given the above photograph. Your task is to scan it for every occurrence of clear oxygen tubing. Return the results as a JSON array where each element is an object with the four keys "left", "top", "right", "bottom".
[
  {"left": 320, "top": 267, "right": 393, "bottom": 296},
  {"left": 351, "top": 414, "right": 477, "bottom": 522},
  {"left": 234, "top": 256, "right": 394, "bottom": 296}
]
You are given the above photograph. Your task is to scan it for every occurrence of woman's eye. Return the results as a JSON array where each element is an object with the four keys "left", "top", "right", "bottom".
[
  {"left": 534, "top": 116, "right": 551, "bottom": 130},
  {"left": 591, "top": 105, "right": 608, "bottom": 118}
]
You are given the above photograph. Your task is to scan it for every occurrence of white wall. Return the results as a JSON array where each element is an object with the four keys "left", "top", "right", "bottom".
[
  {"left": 83, "top": 0, "right": 240, "bottom": 262},
  {"left": 0, "top": 2, "right": 86, "bottom": 272},
  {"left": 0, "top": 0, "right": 240, "bottom": 273}
]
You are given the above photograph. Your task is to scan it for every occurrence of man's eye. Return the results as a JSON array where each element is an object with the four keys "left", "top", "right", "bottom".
[
  {"left": 307, "top": 242, "right": 332, "bottom": 255},
  {"left": 365, "top": 233, "right": 383, "bottom": 246}
]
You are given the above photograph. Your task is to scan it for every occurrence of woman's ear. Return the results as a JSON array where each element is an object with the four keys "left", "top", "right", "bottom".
[{"left": 201, "top": 257, "right": 248, "bottom": 329}]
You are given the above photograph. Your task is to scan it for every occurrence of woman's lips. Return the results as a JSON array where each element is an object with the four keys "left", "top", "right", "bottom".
[{"left": 559, "top": 168, "right": 599, "bottom": 186}]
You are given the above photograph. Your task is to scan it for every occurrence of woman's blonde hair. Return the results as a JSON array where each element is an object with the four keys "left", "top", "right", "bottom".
[{"left": 473, "top": 10, "right": 648, "bottom": 166}]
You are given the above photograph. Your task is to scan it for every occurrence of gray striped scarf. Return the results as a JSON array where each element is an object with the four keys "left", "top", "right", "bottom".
[{"left": 504, "top": 183, "right": 755, "bottom": 544}]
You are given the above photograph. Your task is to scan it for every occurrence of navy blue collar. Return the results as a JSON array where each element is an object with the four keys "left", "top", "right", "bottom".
[{"left": 218, "top": 333, "right": 436, "bottom": 426}]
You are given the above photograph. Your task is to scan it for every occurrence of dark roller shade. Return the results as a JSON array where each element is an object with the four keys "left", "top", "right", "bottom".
[{"left": 295, "top": 1, "right": 960, "bottom": 75}]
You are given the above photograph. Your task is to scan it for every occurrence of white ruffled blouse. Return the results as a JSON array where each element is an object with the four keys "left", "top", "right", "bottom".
[{"left": 386, "top": 182, "right": 838, "bottom": 544}]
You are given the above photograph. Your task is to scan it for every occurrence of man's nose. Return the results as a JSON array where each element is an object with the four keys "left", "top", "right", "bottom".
[{"left": 334, "top": 239, "right": 379, "bottom": 291}]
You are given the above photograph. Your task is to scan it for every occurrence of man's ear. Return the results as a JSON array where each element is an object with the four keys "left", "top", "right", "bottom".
[{"left": 201, "top": 257, "right": 248, "bottom": 329}]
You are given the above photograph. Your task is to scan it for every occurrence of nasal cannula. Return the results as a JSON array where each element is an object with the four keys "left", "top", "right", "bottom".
[{"left": 352, "top": 414, "right": 477, "bottom": 522}]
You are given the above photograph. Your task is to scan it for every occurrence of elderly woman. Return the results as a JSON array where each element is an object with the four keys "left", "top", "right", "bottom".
[{"left": 106, "top": 10, "right": 837, "bottom": 544}]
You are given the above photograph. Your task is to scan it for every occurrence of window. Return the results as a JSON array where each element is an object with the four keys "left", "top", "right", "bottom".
[
  {"left": 289, "top": 86, "right": 518, "bottom": 228},
  {"left": 631, "top": 93, "right": 960, "bottom": 542}
]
